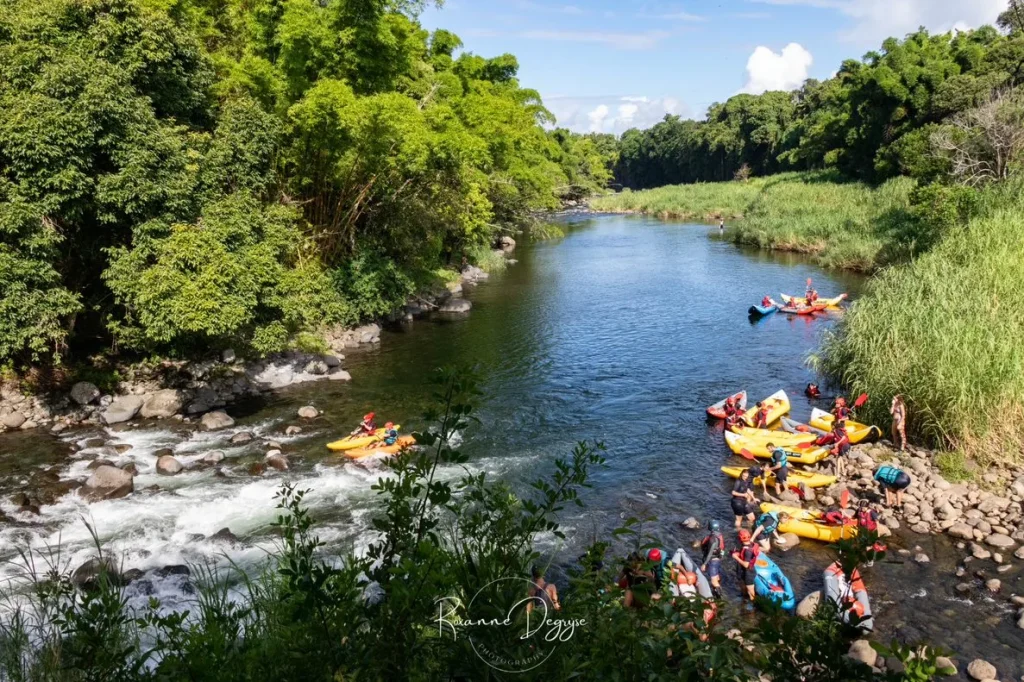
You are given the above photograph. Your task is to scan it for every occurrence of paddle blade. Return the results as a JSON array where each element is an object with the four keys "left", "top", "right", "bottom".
[
  {"left": 840, "top": 489, "right": 851, "bottom": 509},
  {"left": 853, "top": 393, "right": 869, "bottom": 408},
  {"left": 796, "top": 425, "right": 810, "bottom": 433},
  {"left": 739, "top": 448, "right": 757, "bottom": 461},
  {"left": 794, "top": 441, "right": 817, "bottom": 449}
]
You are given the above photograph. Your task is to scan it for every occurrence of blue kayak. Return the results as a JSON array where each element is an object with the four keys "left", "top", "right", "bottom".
[
  {"left": 753, "top": 553, "right": 796, "bottom": 611},
  {"left": 748, "top": 303, "right": 778, "bottom": 317}
]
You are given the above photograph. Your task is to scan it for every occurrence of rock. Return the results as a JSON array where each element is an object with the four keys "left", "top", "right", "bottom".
[
  {"left": 285, "top": 425, "right": 302, "bottom": 436},
  {"left": 985, "top": 578, "right": 1001, "bottom": 593},
  {"left": 1, "top": 411, "right": 26, "bottom": 429},
  {"left": 796, "top": 590, "right": 821, "bottom": 618},
  {"left": 914, "top": 553, "right": 930, "bottom": 564},
  {"left": 1018, "top": 612, "right": 1024, "bottom": 630},
  {"left": 327, "top": 369, "right": 352, "bottom": 381},
  {"left": 322, "top": 354, "right": 342, "bottom": 368},
  {"left": 438, "top": 298, "right": 472, "bottom": 313},
  {"left": 303, "top": 360, "right": 328, "bottom": 376},
  {"left": 210, "top": 527, "right": 240, "bottom": 544},
  {"left": 1015, "top": 545, "right": 1024, "bottom": 560},
  {"left": 221, "top": 348, "right": 236, "bottom": 363},
  {"left": 777, "top": 532, "right": 800, "bottom": 551},
  {"left": 934, "top": 656, "right": 957, "bottom": 676},
  {"left": 122, "top": 568, "right": 145, "bottom": 584},
  {"left": 200, "top": 410, "right": 234, "bottom": 430},
  {"left": 247, "top": 462, "right": 266, "bottom": 476},
  {"left": 70, "top": 381, "right": 101, "bottom": 406},
  {"left": 102, "top": 395, "right": 145, "bottom": 425},
  {"left": 681, "top": 516, "right": 701, "bottom": 530},
  {"left": 498, "top": 235, "right": 516, "bottom": 252},
  {"left": 71, "top": 557, "right": 121, "bottom": 589},
  {"left": 201, "top": 450, "right": 225, "bottom": 464},
  {"left": 779, "top": 490, "right": 801, "bottom": 503},
  {"left": 140, "top": 389, "right": 184, "bottom": 419},
  {"left": 156, "top": 455, "right": 184, "bottom": 475},
  {"left": 154, "top": 564, "right": 190, "bottom": 578},
  {"left": 970, "top": 543, "right": 992, "bottom": 560},
  {"left": 967, "top": 659, "right": 996, "bottom": 681},
  {"left": 1011, "top": 595, "right": 1024, "bottom": 607},
  {"left": 297, "top": 405, "right": 319, "bottom": 419},
  {"left": 230, "top": 431, "right": 254, "bottom": 445},
  {"left": 955, "top": 582, "right": 972, "bottom": 594},
  {"left": 87, "top": 458, "right": 115, "bottom": 470},
  {"left": 948, "top": 523, "right": 975, "bottom": 540},
  {"left": 265, "top": 454, "right": 289, "bottom": 471},
  {"left": 978, "top": 496, "right": 1010, "bottom": 514},
  {"left": 112, "top": 443, "right": 133, "bottom": 454},
  {"left": 81, "top": 465, "right": 134, "bottom": 501},
  {"left": 847, "top": 639, "right": 877, "bottom": 667},
  {"left": 985, "top": 533, "right": 1015, "bottom": 549},
  {"left": 121, "top": 462, "right": 138, "bottom": 476}
]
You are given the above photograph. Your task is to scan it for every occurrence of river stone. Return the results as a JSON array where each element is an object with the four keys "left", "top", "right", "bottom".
[
  {"left": 323, "top": 354, "right": 341, "bottom": 368},
  {"left": 978, "top": 496, "right": 1010, "bottom": 514},
  {"left": 154, "top": 447, "right": 174, "bottom": 459},
  {"left": 201, "top": 410, "right": 234, "bottom": 430},
  {"left": 156, "top": 455, "right": 184, "bottom": 476},
  {"left": 935, "top": 656, "right": 957, "bottom": 676},
  {"left": 285, "top": 425, "right": 302, "bottom": 436},
  {"left": 70, "top": 381, "right": 101, "bottom": 406},
  {"left": 847, "top": 639, "right": 876, "bottom": 667},
  {"left": 1015, "top": 545, "right": 1024, "bottom": 560},
  {"left": 247, "top": 462, "right": 266, "bottom": 476},
  {"left": 948, "top": 523, "right": 974, "bottom": 540},
  {"left": 222, "top": 348, "right": 236, "bottom": 363},
  {"left": 265, "top": 454, "right": 289, "bottom": 471},
  {"left": 796, "top": 590, "right": 820, "bottom": 618},
  {"left": 72, "top": 557, "right": 121, "bottom": 589},
  {"left": 913, "top": 553, "right": 930, "bottom": 564},
  {"left": 777, "top": 532, "right": 800, "bottom": 551},
  {"left": 681, "top": 516, "right": 701, "bottom": 530},
  {"left": 967, "top": 659, "right": 997, "bottom": 681},
  {"left": 202, "top": 450, "right": 225, "bottom": 464},
  {"left": 230, "top": 431, "right": 254, "bottom": 445},
  {"left": 327, "top": 369, "right": 352, "bottom": 381},
  {"left": 102, "top": 395, "right": 145, "bottom": 425},
  {"left": 303, "top": 360, "right": 328, "bottom": 376},
  {"left": 1, "top": 411, "right": 26, "bottom": 429},
  {"left": 297, "top": 405, "right": 319, "bottom": 419},
  {"left": 211, "top": 527, "right": 240, "bottom": 544},
  {"left": 985, "top": 578, "right": 1001, "bottom": 593},
  {"left": 970, "top": 543, "right": 992, "bottom": 560},
  {"left": 81, "top": 465, "right": 134, "bottom": 501},
  {"left": 140, "top": 390, "right": 184, "bottom": 419},
  {"left": 985, "top": 533, "right": 1015, "bottom": 549},
  {"left": 122, "top": 462, "right": 138, "bottom": 476},
  {"left": 439, "top": 298, "right": 472, "bottom": 313}
]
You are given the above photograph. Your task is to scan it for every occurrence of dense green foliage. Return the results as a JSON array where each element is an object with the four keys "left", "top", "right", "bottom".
[
  {"left": 0, "top": 0, "right": 609, "bottom": 366},
  {"left": 613, "top": 25, "right": 1024, "bottom": 188},
  {"left": 0, "top": 370, "right": 944, "bottom": 680}
]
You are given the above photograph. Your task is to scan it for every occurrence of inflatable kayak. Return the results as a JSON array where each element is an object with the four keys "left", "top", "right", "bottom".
[
  {"left": 780, "top": 417, "right": 827, "bottom": 438},
  {"left": 720, "top": 466, "right": 836, "bottom": 489},
  {"left": 343, "top": 435, "right": 416, "bottom": 460},
  {"left": 753, "top": 553, "right": 795, "bottom": 611},
  {"left": 731, "top": 426, "right": 818, "bottom": 446},
  {"left": 748, "top": 303, "right": 778, "bottom": 317},
  {"left": 781, "top": 293, "right": 847, "bottom": 308},
  {"left": 779, "top": 302, "right": 828, "bottom": 315},
  {"left": 326, "top": 425, "right": 402, "bottom": 452},
  {"left": 668, "top": 548, "right": 717, "bottom": 625},
  {"left": 724, "top": 431, "right": 829, "bottom": 465},
  {"left": 809, "top": 408, "right": 882, "bottom": 444},
  {"left": 824, "top": 561, "right": 874, "bottom": 632},
  {"left": 707, "top": 391, "right": 747, "bottom": 419},
  {"left": 742, "top": 390, "right": 790, "bottom": 427},
  {"left": 759, "top": 503, "right": 858, "bottom": 542}
]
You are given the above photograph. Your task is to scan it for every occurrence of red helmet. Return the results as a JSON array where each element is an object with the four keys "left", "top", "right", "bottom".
[
  {"left": 363, "top": 412, "right": 375, "bottom": 421},
  {"left": 738, "top": 529, "right": 752, "bottom": 543},
  {"left": 647, "top": 548, "right": 663, "bottom": 562}
]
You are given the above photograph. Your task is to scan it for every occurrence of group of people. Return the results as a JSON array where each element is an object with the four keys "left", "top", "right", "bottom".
[{"left": 350, "top": 412, "right": 399, "bottom": 447}]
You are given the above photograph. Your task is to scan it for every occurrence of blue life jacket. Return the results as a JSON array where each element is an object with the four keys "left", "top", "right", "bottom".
[
  {"left": 874, "top": 465, "right": 902, "bottom": 485},
  {"left": 757, "top": 512, "right": 780, "bottom": 534},
  {"left": 383, "top": 428, "right": 398, "bottom": 445},
  {"left": 771, "top": 448, "right": 789, "bottom": 468}
]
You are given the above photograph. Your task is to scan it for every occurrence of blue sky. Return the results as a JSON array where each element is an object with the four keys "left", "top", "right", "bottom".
[{"left": 420, "top": 0, "right": 1006, "bottom": 134}]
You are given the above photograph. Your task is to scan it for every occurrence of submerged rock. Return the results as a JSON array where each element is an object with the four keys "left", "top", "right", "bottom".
[
  {"left": 81, "top": 465, "right": 134, "bottom": 501},
  {"left": 72, "top": 557, "right": 121, "bottom": 589},
  {"left": 156, "top": 455, "right": 183, "bottom": 475},
  {"left": 439, "top": 298, "right": 472, "bottom": 314},
  {"left": 229, "top": 431, "right": 254, "bottom": 445},
  {"left": 201, "top": 410, "right": 234, "bottom": 430},
  {"left": 297, "top": 405, "right": 319, "bottom": 419},
  {"left": 796, "top": 590, "right": 821, "bottom": 618}
]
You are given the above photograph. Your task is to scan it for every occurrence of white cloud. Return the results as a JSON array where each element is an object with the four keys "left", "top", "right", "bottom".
[
  {"left": 546, "top": 95, "right": 689, "bottom": 134},
  {"left": 749, "top": 0, "right": 1004, "bottom": 45},
  {"left": 741, "top": 43, "right": 813, "bottom": 94},
  {"left": 520, "top": 30, "right": 671, "bottom": 50}
]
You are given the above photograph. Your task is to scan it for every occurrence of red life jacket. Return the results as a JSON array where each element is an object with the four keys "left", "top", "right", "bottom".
[
  {"left": 857, "top": 509, "right": 878, "bottom": 531},
  {"left": 822, "top": 509, "right": 846, "bottom": 526},
  {"left": 755, "top": 409, "right": 768, "bottom": 427},
  {"left": 738, "top": 544, "right": 759, "bottom": 564}
]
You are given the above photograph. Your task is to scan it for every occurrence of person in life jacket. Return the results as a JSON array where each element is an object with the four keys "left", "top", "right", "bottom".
[
  {"left": 700, "top": 520, "right": 726, "bottom": 598},
  {"left": 805, "top": 278, "right": 818, "bottom": 303},
  {"left": 751, "top": 510, "right": 790, "bottom": 550},
  {"left": 753, "top": 402, "right": 769, "bottom": 429},
  {"left": 351, "top": 412, "right": 377, "bottom": 437},
  {"left": 731, "top": 468, "right": 758, "bottom": 529},
  {"left": 761, "top": 295, "right": 773, "bottom": 308},
  {"left": 731, "top": 529, "right": 760, "bottom": 602},
  {"left": 831, "top": 396, "right": 851, "bottom": 422},
  {"left": 828, "top": 420, "right": 852, "bottom": 477},
  {"left": 805, "top": 383, "right": 821, "bottom": 399},
  {"left": 647, "top": 547, "right": 669, "bottom": 599},
  {"left": 723, "top": 395, "right": 738, "bottom": 417},
  {"left": 380, "top": 421, "right": 399, "bottom": 447},
  {"left": 856, "top": 499, "right": 879, "bottom": 532},
  {"left": 765, "top": 443, "right": 790, "bottom": 496},
  {"left": 725, "top": 409, "right": 745, "bottom": 431},
  {"left": 874, "top": 464, "right": 912, "bottom": 508}
]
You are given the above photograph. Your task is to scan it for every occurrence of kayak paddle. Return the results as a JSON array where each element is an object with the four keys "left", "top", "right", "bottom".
[
  {"left": 738, "top": 448, "right": 758, "bottom": 461},
  {"left": 853, "top": 393, "right": 869, "bottom": 409},
  {"left": 839, "top": 489, "right": 851, "bottom": 509}
]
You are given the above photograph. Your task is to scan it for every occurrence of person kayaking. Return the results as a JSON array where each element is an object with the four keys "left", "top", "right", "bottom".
[
  {"left": 753, "top": 401, "right": 769, "bottom": 428},
  {"left": 765, "top": 442, "right": 790, "bottom": 497},
  {"left": 751, "top": 510, "right": 790, "bottom": 550},
  {"left": 731, "top": 530, "right": 759, "bottom": 602},
  {"left": 381, "top": 421, "right": 399, "bottom": 446},
  {"left": 805, "top": 278, "right": 818, "bottom": 303},
  {"left": 350, "top": 412, "right": 377, "bottom": 437},
  {"left": 831, "top": 396, "right": 851, "bottom": 422},
  {"left": 805, "top": 383, "right": 821, "bottom": 399},
  {"left": 761, "top": 295, "right": 773, "bottom": 308},
  {"left": 724, "top": 409, "right": 745, "bottom": 431},
  {"left": 890, "top": 394, "right": 907, "bottom": 451},
  {"left": 874, "top": 464, "right": 912, "bottom": 509},
  {"left": 700, "top": 520, "right": 726, "bottom": 598},
  {"left": 723, "top": 395, "right": 739, "bottom": 417},
  {"left": 731, "top": 469, "right": 757, "bottom": 529},
  {"left": 526, "top": 566, "right": 560, "bottom": 614}
]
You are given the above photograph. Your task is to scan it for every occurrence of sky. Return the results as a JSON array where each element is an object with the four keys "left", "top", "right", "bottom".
[{"left": 419, "top": 0, "right": 1008, "bottom": 134}]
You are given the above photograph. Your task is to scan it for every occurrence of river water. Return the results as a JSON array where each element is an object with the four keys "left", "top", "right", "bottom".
[{"left": 1, "top": 214, "right": 1021, "bottom": 678}]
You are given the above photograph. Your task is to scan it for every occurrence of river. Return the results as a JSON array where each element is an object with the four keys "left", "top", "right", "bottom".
[{"left": 1, "top": 213, "right": 1021, "bottom": 678}]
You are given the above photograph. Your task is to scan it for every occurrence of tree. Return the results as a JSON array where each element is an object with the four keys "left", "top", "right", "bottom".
[{"left": 931, "top": 88, "right": 1024, "bottom": 185}]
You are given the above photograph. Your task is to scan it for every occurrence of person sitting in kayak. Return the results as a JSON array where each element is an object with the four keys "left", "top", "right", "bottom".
[
  {"left": 831, "top": 396, "right": 851, "bottom": 422},
  {"left": 753, "top": 402, "right": 769, "bottom": 428},
  {"left": 724, "top": 409, "right": 745, "bottom": 431},
  {"left": 805, "top": 383, "right": 821, "bottom": 399},
  {"left": 377, "top": 421, "right": 399, "bottom": 448},
  {"left": 723, "top": 395, "right": 739, "bottom": 417},
  {"left": 874, "top": 464, "right": 912, "bottom": 509},
  {"left": 765, "top": 443, "right": 790, "bottom": 497},
  {"left": 351, "top": 412, "right": 377, "bottom": 436},
  {"left": 700, "top": 520, "right": 726, "bottom": 598},
  {"left": 751, "top": 510, "right": 789, "bottom": 550},
  {"left": 761, "top": 295, "right": 773, "bottom": 308},
  {"left": 805, "top": 278, "right": 818, "bottom": 303},
  {"left": 731, "top": 469, "right": 757, "bottom": 529},
  {"left": 731, "top": 530, "right": 759, "bottom": 602}
]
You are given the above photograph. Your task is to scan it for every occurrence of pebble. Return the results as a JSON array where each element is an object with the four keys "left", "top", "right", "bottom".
[
  {"left": 913, "top": 553, "right": 930, "bottom": 564},
  {"left": 935, "top": 656, "right": 957, "bottom": 675},
  {"left": 985, "top": 578, "right": 1001, "bottom": 593},
  {"left": 682, "top": 517, "right": 701, "bottom": 530},
  {"left": 285, "top": 425, "right": 302, "bottom": 436},
  {"left": 967, "top": 659, "right": 996, "bottom": 681},
  {"left": 297, "top": 406, "right": 319, "bottom": 419},
  {"left": 847, "top": 639, "right": 877, "bottom": 668}
]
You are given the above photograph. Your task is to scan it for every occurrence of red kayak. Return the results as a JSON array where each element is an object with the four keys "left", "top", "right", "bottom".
[
  {"left": 779, "top": 302, "right": 828, "bottom": 315},
  {"left": 707, "top": 391, "right": 747, "bottom": 419}
]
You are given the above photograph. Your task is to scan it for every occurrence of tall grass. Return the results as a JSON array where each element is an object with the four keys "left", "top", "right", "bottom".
[
  {"left": 589, "top": 177, "right": 767, "bottom": 221},
  {"left": 821, "top": 186, "right": 1024, "bottom": 465}
]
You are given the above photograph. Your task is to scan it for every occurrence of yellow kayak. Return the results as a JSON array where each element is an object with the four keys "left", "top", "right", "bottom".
[
  {"left": 721, "top": 466, "right": 836, "bottom": 489},
  {"left": 781, "top": 293, "right": 847, "bottom": 308},
  {"left": 731, "top": 426, "right": 817, "bottom": 447},
  {"left": 760, "top": 503, "right": 858, "bottom": 542},
  {"left": 326, "top": 425, "right": 402, "bottom": 452},
  {"left": 724, "top": 431, "right": 829, "bottom": 465},
  {"left": 344, "top": 435, "right": 416, "bottom": 460},
  {"left": 809, "top": 408, "right": 882, "bottom": 444},
  {"left": 742, "top": 390, "right": 790, "bottom": 427}
]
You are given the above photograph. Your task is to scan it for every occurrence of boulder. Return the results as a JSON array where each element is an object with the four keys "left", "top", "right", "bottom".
[
  {"left": 934, "top": 656, "right": 957, "bottom": 676},
  {"left": 221, "top": 348, "right": 236, "bottom": 363},
  {"left": 86, "top": 459, "right": 115, "bottom": 470},
  {"left": 112, "top": 443, "right": 133, "bottom": 453},
  {"left": 154, "top": 447, "right": 174, "bottom": 459},
  {"left": 285, "top": 425, "right": 302, "bottom": 436},
  {"left": 948, "top": 523, "right": 974, "bottom": 540},
  {"left": 102, "top": 395, "right": 145, "bottom": 425},
  {"left": 202, "top": 450, "right": 225, "bottom": 464},
  {"left": 439, "top": 298, "right": 472, "bottom": 314},
  {"left": 681, "top": 516, "right": 701, "bottom": 530},
  {"left": 777, "top": 532, "right": 801, "bottom": 551},
  {"left": 1, "top": 411, "right": 26, "bottom": 429},
  {"left": 327, "top": 370, "right": 352, "bottom": 381},
  {"left": 210, "top": 527, "right": 240, "bottom": 544},
  {"left": 140, "top": 390, "right": 184, "bottom": 419},
  {"left": 230, "top": 431, "right": 254, "bottom": 445},
  {"left": 796, "top": 590, "right": 821, "bottom": 618},
  {"left": 71, "top": 557, "right": 121, "bottom": 589},
  {"left": 297, "top": 405, "right": 319, "bottom": 419},
  {"left": 70, "top": 381, "right": 101, "bottom": 406},
  {"left": 966, "top": 659, "right": 996, "bottom": 681},
  {"left": 322, "top": 354, "right": 342, "bottom": 368},
  {"left": 122, "top": 462, "right": 138, "bottom": 476},
  {"left": 303, "top": 360, "right": 328, "bottom": 376},
  {"left": 847, "top": 639, "right": 877, "bottom": 667},
  {"left": 156, "top": 455, "right": 184, "bottom": 476},
  {"left": 81, "top": 465, "right": 134, "bottom": 501},
  {"left": 984, "top": 533, "right": 1015, "bottom": 549},
  {"left": 498, "top": 235, "right": 516, "bottom": 252},
  {"left": 265, "top": 454, "right": 289, "bottom": 471},
  {"left": 977, "top": 496, "right": 1010, "bottom": 514},
  {"left": 201, "top": 410, "right": 234, "bottom": 430},
  {"left": 1015, "top": 545, "right": 1024, "bottom": 560},
  {"left": 970, "top": 543, "right": 992, "bottom": 560}
]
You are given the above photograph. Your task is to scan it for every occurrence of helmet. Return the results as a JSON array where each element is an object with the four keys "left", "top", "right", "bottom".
[
  {"left": 384, "top": 421, "right": 394, "bottom": 429},
  {"left": 364, "top": 412, "right": 375, "bottom": 420},
  {"left": 738, "top": 529, "right": 752, "bottom": 543},
  {"left": 647, "top": 548, "right": 663, "bottom": 562},
  {"left": 707, "top": 519, "right": 721, "bottom": 532}
]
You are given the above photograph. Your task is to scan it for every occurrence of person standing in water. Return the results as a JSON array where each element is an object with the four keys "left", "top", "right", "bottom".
[
  {"left": 526, "top": 566, "right": 560, "bottom": 614},
  {"left": 719, "top": 218, "right": 725, "bottom": 234},
  {"left": 731, "top": 469, "right": 758, "bottom": 529},
  {"left": 700, "top": 520, "right": 726, "bottom": 598},
  {"left": 890, "top": 394, "right": 908, "bottom": 451},
  {"left": 731, "top": 530, "right": 759, "bottom": 602}
]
